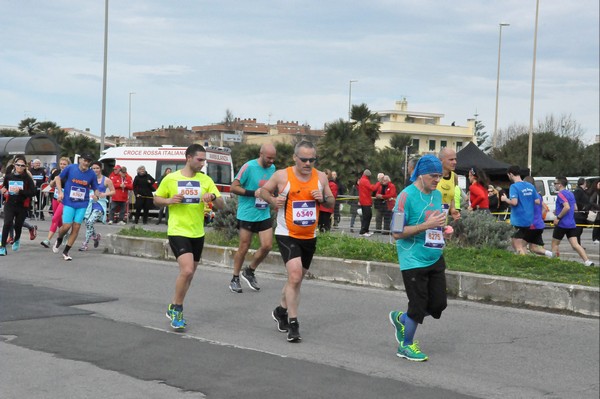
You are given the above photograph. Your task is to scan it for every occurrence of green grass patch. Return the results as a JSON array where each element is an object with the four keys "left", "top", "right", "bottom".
[{"left": 117, "top": 228, "right": 599, "bottom": 287}]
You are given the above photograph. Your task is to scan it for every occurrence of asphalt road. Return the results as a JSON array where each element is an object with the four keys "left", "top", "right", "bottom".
[{"left": 0, "top": 220, "right": 598, "bottom": 399}]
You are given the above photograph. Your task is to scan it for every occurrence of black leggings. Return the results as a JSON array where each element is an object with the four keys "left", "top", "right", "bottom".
[{"left": 2, "top": 204, "right": 27, "bottom": 246}]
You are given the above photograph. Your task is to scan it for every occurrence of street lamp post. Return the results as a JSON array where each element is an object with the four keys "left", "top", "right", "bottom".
[
  {"left": 527, "top": 0, "right": 540, "bottom": 173},
  {"left": 128, "top": 92, "right": 136, "bottom": 139},
  {"left": 100, "top": 0, "right": 109, "bottom": 152},
  {"left": 493, "top": 23, "right": 510, "bottom": 149},
  {"left": 348, "top": 80, "right": 357, "bottom": 120}
]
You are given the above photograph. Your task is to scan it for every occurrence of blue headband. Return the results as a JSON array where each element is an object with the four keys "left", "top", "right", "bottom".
[{"left": 410, "top": 155, "right": 443, "bottom": 181}]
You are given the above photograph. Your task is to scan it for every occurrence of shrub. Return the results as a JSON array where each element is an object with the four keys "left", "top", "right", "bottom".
[
  {"left": 449, "top": 211, "right": 513, "bottom": 249},
  {"left": 212, "top": 196, "right": 240, "bottom": 240}
]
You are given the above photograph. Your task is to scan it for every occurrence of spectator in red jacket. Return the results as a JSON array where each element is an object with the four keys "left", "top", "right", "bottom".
[
  {"left": 467, "top": 167, "right": 490, "bottom": 212},
  {"left": 108, "top": 166, "right": 133, "bottom": 224},
  {"left": 358, "top": 169, "right": 378, "bottom": 237},
  {"left": 375, "top": 175, "right": 397, "bottom": 234},
  {"left": 318, "top": 169, "right": 338, "bottom": 232}
]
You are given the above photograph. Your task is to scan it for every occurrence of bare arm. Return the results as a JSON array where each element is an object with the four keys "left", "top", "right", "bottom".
[
  {"left": 260, "top": 170, "right": 285, "bottom": 208},
  {"left": 312, "top": 171, "right": 335, "bottom": 208}
]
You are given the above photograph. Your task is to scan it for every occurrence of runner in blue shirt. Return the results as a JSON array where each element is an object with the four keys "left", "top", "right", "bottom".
[
  {"left": 228, "top": 143, "right": 277, "bottom": 293},
  {"left": 388, "top": 155, "right": 453, "bottom": 362},
  {"left": 552, "top": 177, "right": 593, "bottom": 266},
  {"left": 52, "top": 153, "right": 100, "bottom": 261},
  {"left": 500, "top": 165, "right": 536, "bottom": 255},
  {"left": 522, "top": 176, "right": 553, "bottom": 258}
]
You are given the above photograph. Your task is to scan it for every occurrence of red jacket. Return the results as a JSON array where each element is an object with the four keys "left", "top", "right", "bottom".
[
  {"left": 110, "top": 173, "right": 133, "bottom": 202},
  {"left": 319, "top": 179, "right": 338, "bottom": 213},
  {"left": 379, "top": 182, "right": 397, "bottom": 211},
  {"left": 358, "top": 175, "right": 377, "bottom": 206}
]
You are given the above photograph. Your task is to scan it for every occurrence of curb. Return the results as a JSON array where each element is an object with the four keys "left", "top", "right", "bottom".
[{"left": 107, "top": 234, "right": 599, "bottom": 317}]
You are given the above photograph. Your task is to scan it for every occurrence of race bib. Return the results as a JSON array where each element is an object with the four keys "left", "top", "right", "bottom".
[
  {"left": 255, "top": 197, "right": 268, "bottom": 209},
  {"left": 178, "top": 181, "right": 201, "bottom": 204},
  {"left": 69, "top": 186, "right": 86, "bottom": 202},
  {"left": 292, "top": 200, "right": 317, "bottom": 226},
  {"left": 424, "top": 228, "right": 445, "bottom": 249},
  {"left": 8, "top": 181, "right": 23, "bottom": 195}
]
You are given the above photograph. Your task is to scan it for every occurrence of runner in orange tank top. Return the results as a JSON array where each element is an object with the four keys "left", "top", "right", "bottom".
[{"left": 260, "top": 140, "right": 335, "bottom": 342}]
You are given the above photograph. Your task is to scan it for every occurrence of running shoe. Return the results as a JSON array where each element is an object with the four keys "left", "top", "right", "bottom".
[
  {"left": 107, "top": 221, "right": 113, "bottom": 225},
  {"left": 287, "top": 320, "right": 301, "bottom": 342},
  {"left": 29, "top": 225, "right": 37, "bottom": 240},
  {"left": 272, "top": 308, "right": 289, "bottom": 333},
  {"left": 229, "top": 277, "right": 243, "bottom": 293},
  {"left": 389, "top": 311, "right": 405, "bottom": 344},
  {"left": 0, "top": 247, "right": 6, "bottom": 256},
  {"left": 396, "top": 341, "right": 428, "bottom": 362},
  {"left": 41, "top": 239, "right": 50, "bottom": 248},
  {"left": 62, "top": 253, "right": 73, "bottom": 261},
  {"left": 167, "top": 309, "right": 186, "bottom": 331},
  {"left": 93, "top": 233, "right": 101, "bottom": 248},
  {"left": 78, "top": 244, "right": 88, "bottom": 252},
  {"left": 241, "top": 267, "right": 260, "bottom": 291},
  {"left": 584, "top": 260, "right": 595, "bottom": 267},
  {"left": 52, "top": 240, "right": 61, "bottom": 254},
  {"left": 118, "top": 221, "right": 127, "bottom": 225},
  {"left": 12, "top": 240, "right": 20, "bottom": 252},
  {"left": 165, "top": 304, "right": 187, "bottom": 327}
]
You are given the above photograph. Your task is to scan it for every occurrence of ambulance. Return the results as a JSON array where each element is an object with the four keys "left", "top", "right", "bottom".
[{"left": 98, "top": 145, "right": 234, "bottom": 195}]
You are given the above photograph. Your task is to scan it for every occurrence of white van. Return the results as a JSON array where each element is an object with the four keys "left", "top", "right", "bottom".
[
  {"left": 533, "top": 176, "right": 598, "bottom": 221},
  {"left": 98, "top": 145, "right": 234, "bottom": 195}
]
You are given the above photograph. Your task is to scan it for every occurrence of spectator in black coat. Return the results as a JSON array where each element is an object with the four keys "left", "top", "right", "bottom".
[{"left": 133, "top": 165, "right": 156, "bottom": 225}]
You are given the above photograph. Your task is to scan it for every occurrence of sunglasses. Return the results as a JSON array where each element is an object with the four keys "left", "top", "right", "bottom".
[
  {"left": 297, "top": 157, "right": 317, "bottom": 163},
  {"left": 14, "top": 163, "right": 27, "bottom": 167}
]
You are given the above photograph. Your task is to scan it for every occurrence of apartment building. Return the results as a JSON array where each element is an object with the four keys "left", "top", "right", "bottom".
[{"left": 376, "top": 99, "right": 475, "bottom": 154}]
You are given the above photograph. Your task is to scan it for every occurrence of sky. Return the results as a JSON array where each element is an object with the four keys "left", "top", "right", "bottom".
[{"left": 1, "top": 0, "right": 598, "bottom": 144}]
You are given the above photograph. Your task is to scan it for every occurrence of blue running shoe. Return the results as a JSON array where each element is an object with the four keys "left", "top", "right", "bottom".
[
  {"left": 389, "top": 311, "right": 405, "bottom": 344},
  {"left": 397, "top": 341, "right": 428, "bottom": 362},
  {"left": 166, "top": 304, "right": 186, "bottom": 330},
  {"left": 12, "top": 240, "right": 20, "bottom": 252},
  {"left": 0, "top": 246, "right": 6, "bottom": 256}
]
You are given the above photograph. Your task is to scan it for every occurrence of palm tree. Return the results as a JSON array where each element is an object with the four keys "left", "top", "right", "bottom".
[
  {"left": 61, "top": 135, "right": 100, "bottom": 160},
  {"left": 38, "top": 121, "right": 69, "bottom": 145},
  {"left": 317, "top": 118, "right": 374, "bottom": 188},
  {"left": 350, "top": 103, "right": 381, "bottom": 145},
  {"left": 19, "top": 118, "right": 40, "bottom": 136}
]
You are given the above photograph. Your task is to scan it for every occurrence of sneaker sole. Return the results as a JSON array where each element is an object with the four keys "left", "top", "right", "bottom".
[
  {"left": 41, "top": 242, "right": 50, "bottom": 248},
  {"left": 287, "top": 335, "right": 302, "bottom": 342},
  {"left": 272, "top": 311, "right": 288, "bottom": 333},
  {"left": 396, "top": 352, "right": 428, "bottom": 362},
  {"left": 241, "top": 273, "right": 260, "bottom": 291}
]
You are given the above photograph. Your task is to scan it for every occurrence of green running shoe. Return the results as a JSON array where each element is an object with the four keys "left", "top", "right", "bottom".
[
  {"left": 389, "top": 311, "right": 405, "bottom": 344},
  {"left": 397, "top": 341, "right": 428, "bottom": 362}
]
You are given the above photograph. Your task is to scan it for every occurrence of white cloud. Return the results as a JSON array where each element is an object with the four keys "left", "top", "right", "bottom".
[{"left": 0, "top": 0, "right": 597, "bottom": 143}]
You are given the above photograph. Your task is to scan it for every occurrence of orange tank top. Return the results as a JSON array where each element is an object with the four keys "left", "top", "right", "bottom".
[{"left": 275, "top": 167, "right": 322, "bottom": 239}]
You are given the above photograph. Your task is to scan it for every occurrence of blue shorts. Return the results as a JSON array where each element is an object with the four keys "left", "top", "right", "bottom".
[{"left": 62, "top": 206, "right": 87, "bottom": 224}]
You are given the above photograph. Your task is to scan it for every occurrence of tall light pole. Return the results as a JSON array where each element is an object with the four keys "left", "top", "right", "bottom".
[
  {"left": 527, "top": 0, "right": 540, "bottom": 173},
  {"left": 492, "top": 23, "right": 510, "bottom": 148},
  {"left": 348, "top": 80, "right": 357, "bottom": 120},
  {"left": 128, "top": 92, "right": 136, "bottom": 139},
  {"left": 100, "top": 0, "right": 109, "bottom": 152}
]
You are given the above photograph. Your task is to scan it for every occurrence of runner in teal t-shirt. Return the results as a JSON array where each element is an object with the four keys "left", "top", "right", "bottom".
[
  {"left": 228, "top": 144, "right": 277, "bottom": 293},
  {"left": 388, "top": 155, "right": 451, "bottom": 362}
]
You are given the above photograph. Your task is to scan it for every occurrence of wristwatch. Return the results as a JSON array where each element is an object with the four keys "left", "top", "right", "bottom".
[{"left": 320, "top": 195, "right": 328, "bottom": 204}]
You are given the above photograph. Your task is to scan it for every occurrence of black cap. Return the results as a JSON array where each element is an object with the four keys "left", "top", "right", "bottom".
[{"left": 80, "top": 153, "right": 94, "bottom": 161}]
